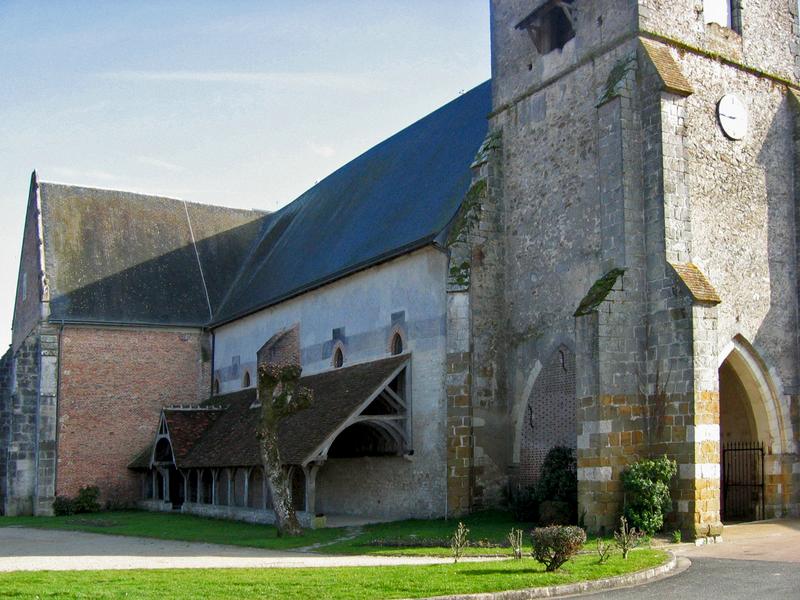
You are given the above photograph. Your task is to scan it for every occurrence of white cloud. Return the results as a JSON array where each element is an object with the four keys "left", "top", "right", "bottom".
[
  {"left": 308, "top": 142, "right": 336, "bottom": 158},
  {"left": 96, "top": 70, "right": 386, "bottom": 93},
  {"left": 137, "top": 156, "right": 184, "bottom": 172},
  {"left": 50, "top": 167, "right": 117, "bottom": 181}
]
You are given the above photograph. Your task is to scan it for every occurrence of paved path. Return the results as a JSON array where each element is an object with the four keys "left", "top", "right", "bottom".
[
  {"left": 584, "top": 519, "right": 800, "bottom": 599},
  {"left": 0, "top": 527, "right": 487, "bottom": 571}
]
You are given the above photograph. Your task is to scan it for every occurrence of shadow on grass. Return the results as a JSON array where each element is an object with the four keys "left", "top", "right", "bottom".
[{"left": 461, "top": 568, "right": 545, "bottom": 576}]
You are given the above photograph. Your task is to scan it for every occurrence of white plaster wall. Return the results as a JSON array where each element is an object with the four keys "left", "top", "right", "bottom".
[{"left": 212, "top": 247, "right": 450, "bottom": 519}]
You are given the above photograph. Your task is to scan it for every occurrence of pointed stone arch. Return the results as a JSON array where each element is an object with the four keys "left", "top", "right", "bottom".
[
  {"left": 718, "top": 335, "right": 796, "bottom": 519},
  {"left": 515, "top": 344, "right": 577, "bottom": 487},
  {"left": 718, "top": 335, "right": 793, "bottom": 455}
]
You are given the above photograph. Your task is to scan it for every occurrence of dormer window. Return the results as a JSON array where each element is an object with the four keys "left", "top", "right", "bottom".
[{"left": 516, "top": 0, "right": 576, "bottom": 55}]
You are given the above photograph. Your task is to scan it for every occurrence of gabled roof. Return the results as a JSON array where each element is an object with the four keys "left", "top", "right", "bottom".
[
  {"left": 210, "top": 80, "right": 491, "bottom": 324},
  {"left": 135, "top": 355, "right": 409, "bottom": 469},
  {"left": 33, "top": 80, "right": 490, "bottom": 328},
  {"left": 38, "top": 182, "right": 264, "bottom": 326}
]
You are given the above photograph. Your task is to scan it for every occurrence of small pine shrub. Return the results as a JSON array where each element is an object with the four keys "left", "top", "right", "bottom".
[
  {"left": 530, "top": 525, "right": 586, "bottom": 572},
  {"left": 620, "top": 456, "right": 677, "bottom": 534},
  {"left": 53, "top": 496, "right": 76, "bottom": 516}
]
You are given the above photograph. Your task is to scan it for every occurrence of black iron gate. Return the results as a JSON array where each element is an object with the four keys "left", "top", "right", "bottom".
[{"left": 721, "top": 441, "right": 764, "bottom": 522}]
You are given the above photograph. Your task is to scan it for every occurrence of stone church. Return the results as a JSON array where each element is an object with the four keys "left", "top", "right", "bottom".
[{"left": 2, "top": 0, "right": 799, "bottom": 538}]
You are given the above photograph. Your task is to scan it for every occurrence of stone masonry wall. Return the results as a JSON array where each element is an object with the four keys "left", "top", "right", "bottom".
[
  {"left": 12, "top": 175, "right": 44, "bottom": 353},
  {"left": 57, "top": 326, "right": 206, "bottom": 505},
  {"left": 0, "top": 349, "right": 11, "bottom": 513},
  {"left": 3, "top": 331, "right": 46, "bottom": 515},
  {"left": 639, "top": 0, "right": 798, "bottom": 83}
]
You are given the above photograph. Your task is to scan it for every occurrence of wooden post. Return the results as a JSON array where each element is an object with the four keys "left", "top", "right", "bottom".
[
  {"left": 211, "top": 469, "right": 218, "bottom": 505},
  {"left": 303, "top": 464, "right": 320, "bottom": 514},
  {"left": 262, "top": 467, "right": 269, "bottom": 510}
]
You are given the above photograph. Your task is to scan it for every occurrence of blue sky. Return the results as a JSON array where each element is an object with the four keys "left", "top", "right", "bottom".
[{"left": 0, "top": 1, "right": 490, "bottom": 350}]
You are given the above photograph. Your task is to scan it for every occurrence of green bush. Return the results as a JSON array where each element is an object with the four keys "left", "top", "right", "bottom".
[
  {"left": 530, "top": 525, "right": 586, "bottom": 572},
  {"left": 53, "top": 486, "right": 101, "bottom": 516},
  {"left": 74, "top": 486, "right": 101, "bottom": 513},
  {"left": 621, "top": 456, "right": 677, "bottom": 534},
  {"left": 536, "top": 446, "right": 577, "bottom": 523},
  {"left": 505, "top": 483, "right": 539, "bottom": 522},
  {"left": 53, "top": 496, "right": 76, "bottom": 516},
  {"left": 538, "top": 500, "right": 573, "bottom": 526}
]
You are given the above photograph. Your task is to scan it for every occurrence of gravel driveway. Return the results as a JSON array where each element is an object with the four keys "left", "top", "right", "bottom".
[{"left": 0, "top": 527, "right": 486, "bottom": 571}]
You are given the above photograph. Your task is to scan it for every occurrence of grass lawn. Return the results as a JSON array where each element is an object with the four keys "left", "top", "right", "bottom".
[
  {"left": 0, "top": 551, "right": 668, "bottom": 599},
  {"left": 0, "top": 510, "right": 619, "bottom": 556},
  {"left": 0, "top": 510, "right": 545, "bottom": 556}
]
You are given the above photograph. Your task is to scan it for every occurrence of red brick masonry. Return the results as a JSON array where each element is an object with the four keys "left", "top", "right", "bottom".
[{"left": 57, "top": 326, "right": 206, "bottom": 504}]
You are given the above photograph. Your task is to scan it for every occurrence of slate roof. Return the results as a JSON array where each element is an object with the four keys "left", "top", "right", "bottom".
[
  {"left": 39, "top": 183, "right": 264, "bottom": 325},
  {"left": 211, "top": 81, "right": 491, "bottom": 324},
  {"left": 34, "top": 81, "right": 490, "bottom": 328},
  {"left": 134, "top": 355, "right": 409, "bottom": 469}
]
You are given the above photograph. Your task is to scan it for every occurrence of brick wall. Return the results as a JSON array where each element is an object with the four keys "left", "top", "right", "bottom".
[
  {"left": 519, "top": 346, "right": 576, "bottom": 487},
  {"left": 57, "top": 326, "right": 207, "bottom": 504}
]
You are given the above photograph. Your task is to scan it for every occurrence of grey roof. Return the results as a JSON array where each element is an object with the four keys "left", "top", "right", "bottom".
[
  {"left": 39, "top": 183, "right": 264, "bottom": 326},
  {"left": 34, "top": 80, "right": 491, "bottom": 327},
  {"left": 211, "top": 80, "right": 491, "bottom": 324}
]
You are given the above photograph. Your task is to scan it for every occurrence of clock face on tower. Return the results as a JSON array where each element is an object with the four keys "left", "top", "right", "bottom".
[{"left": 717, "top": 94, "right": 748, "bottom": 140}]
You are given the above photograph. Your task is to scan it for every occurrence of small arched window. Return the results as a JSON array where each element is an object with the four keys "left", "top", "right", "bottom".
[
  {"left": 333, "top": 346, "right": 344, "bottom": 368},
  {"left": 213, "top": 378, "right": 220, "bottom": 395},
  {"left": 242, "top": 371, "right": 251, "bottom": 387},
  {"left": 391, "top": 332, "right": 403, "bottom": 355}
]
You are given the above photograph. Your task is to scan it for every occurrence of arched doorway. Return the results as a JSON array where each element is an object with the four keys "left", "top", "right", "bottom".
[
  {"left": 718, "top": 337, "right": 791, "bottom": 522},
  {"left": 719, "top": 358, "right": 763, "bottom": 521}
]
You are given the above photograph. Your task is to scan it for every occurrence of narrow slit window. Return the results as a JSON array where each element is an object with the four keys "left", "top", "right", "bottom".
[
  {"left": 391, "top": 332, "right": 403, "bottom": 355},
  {"left": 333, "top": 347, "right": 344, "bottom": 368}
]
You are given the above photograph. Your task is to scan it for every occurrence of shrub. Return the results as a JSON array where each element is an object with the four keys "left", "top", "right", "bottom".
[
  {"left": 596, "top": 539, "right": 612, "bottom": 564},
  {"left": 53, "top": 486, "right": 101, "bottom": 516},
  {"left": 74, "top": 486, "right": 101, "bottom": 514},
  {"left": 53, "top": 496, "right": 76, "bottom": 516},
  {"left": 507, "top": 528, "right": 523, "bottom": 560},
  {"left": 538, "top": 500, "right": 573, "bottom": 526},
  {"left": 536, "top": 446, "right": 577, "bottom": 524},
  {"left": 620, "top": 456, "right": 677, "bottom": 534},
  {"left": 613, "top": 516, "right": 644, "bottom": 559},
  {"left": 671, "top": 529, "right": 682, "bottom": 544},
  {"left": 505, "top": 482, "right": 539, "bottom": 523},
  {"left": 530, "top": 525, "right": 586, "bottom": 572},
  {"left": 450, "top": 522, "right": 469, "bottom": 564}
]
